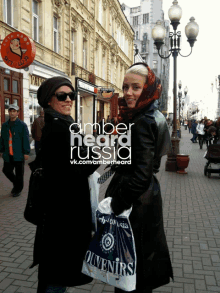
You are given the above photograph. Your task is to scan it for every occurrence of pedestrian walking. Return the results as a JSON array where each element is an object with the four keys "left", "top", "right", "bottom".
[
  {"left": 184, "top": 119, "right": 188, "bottom": 130},
  {"left": 196, "top": 119, "right": 205, "bottom": 149},
  {"left": 31, "top": 109, "right": 45, "bottom": 155},
  {"left": 176, "top": 119, "right": 180, "bottom": 137},
  {"left": 188, "top": 119, "right": 192, "bottom": 133},
  {"left": 105, "top": 62, "right": 173, "bottom": 293},
  {"left": 215, "top": 117, "right": 220, "bottom": 143},
  {"left": 106, "top": 115, "right": 111, "bottom": 123},
  {"left": 33, "top": 76, "right": 100, "bottom": 293},
  {"left": 191, "top": 120, "right": 198, "bottom": 143},
  {"left": 204, "top": 119, "right": 213, "bottom": 148},
  {"left": 0, "top": 104, "right": 30, "bottom": 197}
]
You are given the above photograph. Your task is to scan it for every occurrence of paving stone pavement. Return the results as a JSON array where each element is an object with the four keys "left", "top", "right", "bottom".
[{"left": 0, "top": 127, "right": 220, "bottom": 293}]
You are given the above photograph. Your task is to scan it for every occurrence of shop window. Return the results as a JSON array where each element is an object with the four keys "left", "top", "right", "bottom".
[
  {"left": 12, "top": 80, "right": 18, "bottom": 93},
  {"left": 29, "top": 92, "right": 41, "bottom": 127},
  {"left": 4, "top": 98, "right": 10, "bottom": 122},
  {"left": 4, "top": 78, "right": 10, "bottom": 92},
  {"left": 32, "top": 0, "right": 39, "bottom": 42},
  {"left": 3, "top": 0, "right": 13, "bottom": 26},
  {"left": 53, "top": 16, "right": 59, "bottom": 53}
]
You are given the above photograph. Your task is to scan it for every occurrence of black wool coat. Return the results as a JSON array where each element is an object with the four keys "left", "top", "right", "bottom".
[
  {"left": 105, "top": 101, "right": 174, "bottom": 291},
  {"left": 31, "top": 112, "right": 100, "bottom": 287}
]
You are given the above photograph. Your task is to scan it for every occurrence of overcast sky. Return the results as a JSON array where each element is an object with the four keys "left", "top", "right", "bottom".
[{"left": 119, "top": 0, "right": 220, "bottom": 116}]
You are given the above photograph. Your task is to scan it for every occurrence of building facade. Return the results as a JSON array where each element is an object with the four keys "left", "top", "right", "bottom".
[
  {"left": 121, "top": 0, "right": 170, "bottom": 116},
  {"left": 0, "top": 0, "right": 134, "bottom": 137}
]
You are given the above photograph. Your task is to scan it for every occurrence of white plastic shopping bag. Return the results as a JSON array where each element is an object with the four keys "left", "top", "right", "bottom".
[
  {"left": 88, "top": 171, "right": 100, "bottom": 232},
  {"left": 82, "top": 197, "right": 136, "bottom": 291}
]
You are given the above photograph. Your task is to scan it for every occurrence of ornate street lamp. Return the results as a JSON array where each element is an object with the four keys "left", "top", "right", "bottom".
[{"left": 152, "top": 0, "right": 199, "bottom": 171}]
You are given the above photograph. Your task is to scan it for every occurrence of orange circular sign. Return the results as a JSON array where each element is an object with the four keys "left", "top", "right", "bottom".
[{"left": 1, "top": 32, "right": 36, "bottom": 69}]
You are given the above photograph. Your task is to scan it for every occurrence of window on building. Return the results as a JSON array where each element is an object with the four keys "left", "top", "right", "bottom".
[
  {"left": 131, "top": 7, "right": 141, "bottom": 13},
  {"left": 136, "top": 31, "right": 138, "bottom": 40},
  {"left": 111, "top": 62, "right": 114, "bottom": 84},
  {"left": 133, "top": 16, "right": 138, "bottom": 26},
  {"left": 53, "top": 16, "right": 59, "bottom": 53},
  {"left": 95, "top": 49, "right": 99, "bottom": 76},
  {"left": 102, "top": 55, "right": 105, "bottom": 80},
  {"left": 153, "top": 60, "right": 158, "bottom": 69},
  {"left": 143, "top": 13, "right": 149, "bottom": 24},
  {"left": 71, "top": 30, "right": 76, "bottom": 62},
  {"left": 83, "top": 39, "right": 87, "bottom": 69},
  {"left": 99, "top": 0, "right": 103, "bottom": 25},
  {"left": 153, "top": 45, "right": 158, "bottom": 53},
  {"left": 142, "top": 33, "right": 147, "bottom": 52},
  {"left": 32, "top": 0, "right": 39, "bottom": 42},
  {"left": 121, "top": 5, "right": 125, "bottom": 11},
  {"left": 4, "top": 0, "right": 13, "bottom": 26},
  {"left": 83, "top": 0, "right": 88, "bottom": 8}
]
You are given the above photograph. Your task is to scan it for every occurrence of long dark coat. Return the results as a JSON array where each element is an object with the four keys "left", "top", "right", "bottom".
[
  {"left": 31, "top": 112, "right": 99, "bottom": 287},
  {"left": 105, "top": 101, "right": 174, "bottom": 291}
]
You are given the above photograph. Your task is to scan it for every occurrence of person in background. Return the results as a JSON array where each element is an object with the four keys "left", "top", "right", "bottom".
[
  {"left": 106, "top": 115, "right": 111, "bottom": 123},
  {"left": 204, "top": 119, "right": 213, "bottom": 148},
  {"left": 191, "top": 120, "right": 198, "bottom": 143},
  {"left": 215, "top": 117, "right": 220, "bottom": 143},
  {"left": 188, "top": 119, "right": 192, "bottom": 133},
  {"left": 31, "top": 109, "right": 45, "bottom": 155},
  {"left": 196, "top": 119, "right": 205, "bottom": 149},
  {"left": 184, "top": 119, "right": 188, "bottom": 130},
  {"left": 176, "top": 119, "right": 180, "bottom": 137},
  {"left": 0, "top": 104, "right": 30, "bottom": 197}
]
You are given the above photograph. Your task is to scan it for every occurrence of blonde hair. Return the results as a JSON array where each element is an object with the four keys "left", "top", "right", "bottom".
[{"left": 125, "top": 64, "right": 148, "bottom": 78}]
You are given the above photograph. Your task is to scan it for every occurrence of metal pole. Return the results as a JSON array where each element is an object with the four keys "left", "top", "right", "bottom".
[{"left": 165, "top": 47, "right": 180, "bottom": 171}]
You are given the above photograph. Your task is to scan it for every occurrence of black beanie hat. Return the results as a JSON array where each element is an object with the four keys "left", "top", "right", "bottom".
[{"left": 37, "top": 76, "right": 75, "bottom": 108}]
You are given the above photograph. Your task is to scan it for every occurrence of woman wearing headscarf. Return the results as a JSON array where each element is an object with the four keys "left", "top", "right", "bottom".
[
  {"left": 32, "top": 77, "right": 100, "bottom": 293},
  {"left": 104, "top": 63, "right": 173, "bottom": 293}
]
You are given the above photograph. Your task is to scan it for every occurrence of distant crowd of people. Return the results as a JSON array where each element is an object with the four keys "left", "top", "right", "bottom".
[{"left": 166, "top": 116, "right": 220, "bottom": 149}]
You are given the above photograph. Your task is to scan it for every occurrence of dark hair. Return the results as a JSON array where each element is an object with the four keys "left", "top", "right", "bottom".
[
  {"left": 208, "top": 126, "right": 216, "bottom": 134},
  {"left": 216, "top": 117, "right": 220, "bottom": 127}
]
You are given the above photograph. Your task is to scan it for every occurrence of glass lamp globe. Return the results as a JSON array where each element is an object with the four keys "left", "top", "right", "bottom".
[
  {"left": 168, "top": 0, "right": 182, "bottom": 22},
  {"left": 185, "top": 17, "right": 199, "bottom": 40},
  {"left": 152, "top": 20, "right": 166, "bottom": 41}
]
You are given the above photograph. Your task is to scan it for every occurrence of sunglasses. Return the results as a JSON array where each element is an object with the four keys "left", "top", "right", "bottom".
[{"left": 54, "top": 91, "right": 77, "bottom": 101}]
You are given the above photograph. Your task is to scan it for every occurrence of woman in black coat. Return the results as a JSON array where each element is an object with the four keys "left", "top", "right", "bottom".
[
  {"left": 33, "top": 77, "right": 99, "bottom": 293},
  {"left": 104, "top": 63, "right": 173, "bottom": 293}
]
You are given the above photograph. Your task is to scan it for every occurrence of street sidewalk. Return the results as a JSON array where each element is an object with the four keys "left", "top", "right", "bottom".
[{"left": 0, "top": 128, "right": 220, "bottom": 293}]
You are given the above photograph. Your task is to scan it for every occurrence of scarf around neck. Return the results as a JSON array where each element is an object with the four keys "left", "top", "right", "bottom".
[
  {"left": 118, "top": 63, "right": 162, "bottom": 123},
  {"left": 44, "top": 107, "right": 74, "bottom": 125}
]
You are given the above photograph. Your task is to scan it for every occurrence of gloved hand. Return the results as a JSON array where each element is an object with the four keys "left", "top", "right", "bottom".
[{"left": 111, "top": 195, "right": 131, "bottom": 216}]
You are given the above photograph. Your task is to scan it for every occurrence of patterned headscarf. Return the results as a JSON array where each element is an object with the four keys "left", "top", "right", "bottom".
[{"left": 118, "top": 62, "right": 162, "bottom": 123}]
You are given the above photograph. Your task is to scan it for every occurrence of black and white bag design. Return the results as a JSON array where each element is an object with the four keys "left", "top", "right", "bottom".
[{"left": 82, "top": 197, "right": 136, "bottom": 291}]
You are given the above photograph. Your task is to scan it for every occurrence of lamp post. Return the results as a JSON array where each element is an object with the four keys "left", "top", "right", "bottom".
[
  {"left": 152, "top": 0, "right": 199, "bottom": 171},
  {"left": 178, "top": 80, "right": 182, "bottom": 138}
]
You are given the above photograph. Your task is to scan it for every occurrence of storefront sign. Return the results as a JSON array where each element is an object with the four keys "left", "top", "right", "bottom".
[
  {"left": 1, "top": 32, "right": 36, "bottom": 69},
  {"left": 30, "top": 75, "right": 46, "bottom": 87},
  {"left": 78, "top": 80, "right": 96, "bottom": 94}
]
